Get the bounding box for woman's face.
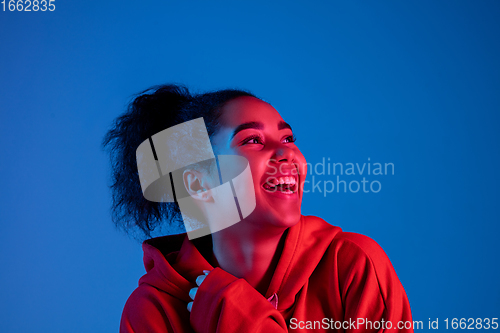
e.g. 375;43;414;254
211;96;307;229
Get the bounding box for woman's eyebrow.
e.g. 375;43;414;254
231;121;293;140
278;121;292;132
231;121;263;139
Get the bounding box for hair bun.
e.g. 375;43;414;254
131;85;192;141
103;83;255;239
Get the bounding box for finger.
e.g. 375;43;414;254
196;274;207;286
189;287;198;300
187;302;193;312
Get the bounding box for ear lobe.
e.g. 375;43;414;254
183;170;212;202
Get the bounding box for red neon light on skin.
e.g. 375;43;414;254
205;96;308;295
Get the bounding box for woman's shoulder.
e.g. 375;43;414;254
327;227;403;294
333;230;388;259
301;220;413;327
302;215;393;269
300;214;342;237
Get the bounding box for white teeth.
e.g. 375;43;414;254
266;176;297;186
263;175;298;194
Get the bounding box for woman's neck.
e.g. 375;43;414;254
211;221;288;295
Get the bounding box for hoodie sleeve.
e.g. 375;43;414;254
120;285;188;333
190;267;288;333
335;233;413;332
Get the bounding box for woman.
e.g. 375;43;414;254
103;85;413;332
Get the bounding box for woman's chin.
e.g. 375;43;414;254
264;206;302;229
239;204;300;231
238;194;302;231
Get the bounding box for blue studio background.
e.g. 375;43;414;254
1;1;499;332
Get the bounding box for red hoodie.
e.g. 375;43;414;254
120;215;413;332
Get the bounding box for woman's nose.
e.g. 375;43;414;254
272;146;295;164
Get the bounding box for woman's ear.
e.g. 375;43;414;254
183;169;212;202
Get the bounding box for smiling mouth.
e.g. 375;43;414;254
262;176;298;194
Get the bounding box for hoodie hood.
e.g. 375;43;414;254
137;215;342;310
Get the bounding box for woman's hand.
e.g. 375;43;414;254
187;270;211;312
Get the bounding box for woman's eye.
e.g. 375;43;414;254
242;136;263;145
283;135;297;143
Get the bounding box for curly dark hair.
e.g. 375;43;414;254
102;84;256;239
